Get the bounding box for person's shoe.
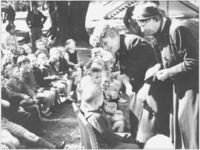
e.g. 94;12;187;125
118;98;127;103
56;140;67;149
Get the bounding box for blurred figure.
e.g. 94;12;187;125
3;4;16;25
26;1;47;53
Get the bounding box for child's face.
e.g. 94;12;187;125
51;50;60;58
20;61;31;70
92;72;102;85
36;41;45;50
24;46;32;55
42;37;48;44
9;27;15;35
29;56;38;67
4;51;14;60
18;47;24;55
68;42;76;53
101;30;120;55
101;73;111;89
11;66;21;78
105;60;114;70
40;55;49;66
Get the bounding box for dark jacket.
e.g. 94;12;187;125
117;34;157;92
5;76;35;99
153;17;199;97
26;11;47;28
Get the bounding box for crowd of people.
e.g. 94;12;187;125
1;1;199;149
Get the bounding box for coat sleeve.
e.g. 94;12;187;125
167;26;198;77
5;80;26;99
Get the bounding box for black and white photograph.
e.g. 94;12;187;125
1;0;199;149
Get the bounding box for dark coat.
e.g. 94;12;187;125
5;76;35;99
152;17;199;149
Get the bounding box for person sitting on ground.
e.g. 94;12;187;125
1;50;15;71
2;24;21;63
35;39;49;57
49;47;74;101
2;76;42;135
18;55;56;118
28;54;60;108
80;78;139;149
4;64;42;135
59;45;82;85
37;52;68;103
1;99;67;149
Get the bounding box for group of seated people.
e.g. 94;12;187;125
1;24;84;149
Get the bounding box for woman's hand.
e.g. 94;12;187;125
156;69;169;81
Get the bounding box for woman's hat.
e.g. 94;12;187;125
132;2;160;20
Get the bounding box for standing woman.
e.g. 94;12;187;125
133;2;199;149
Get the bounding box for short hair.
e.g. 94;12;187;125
6;24;15;32
35;39;44;46
65;39;76;52
3;64;18;78
17;55;30;66
91;58;104;70
90;23;118;47
49;47;59;57
81;81;102;104
65;39;76;46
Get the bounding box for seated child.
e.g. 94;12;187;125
103;52;134;100
104;101;125;133
101;71;125;133
80;78;139;149
37;53;69;102
35;39;49;57
17;55;56;118
49;47;74;101
59;45;82;85
84;47;106;72
2;50;14;69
